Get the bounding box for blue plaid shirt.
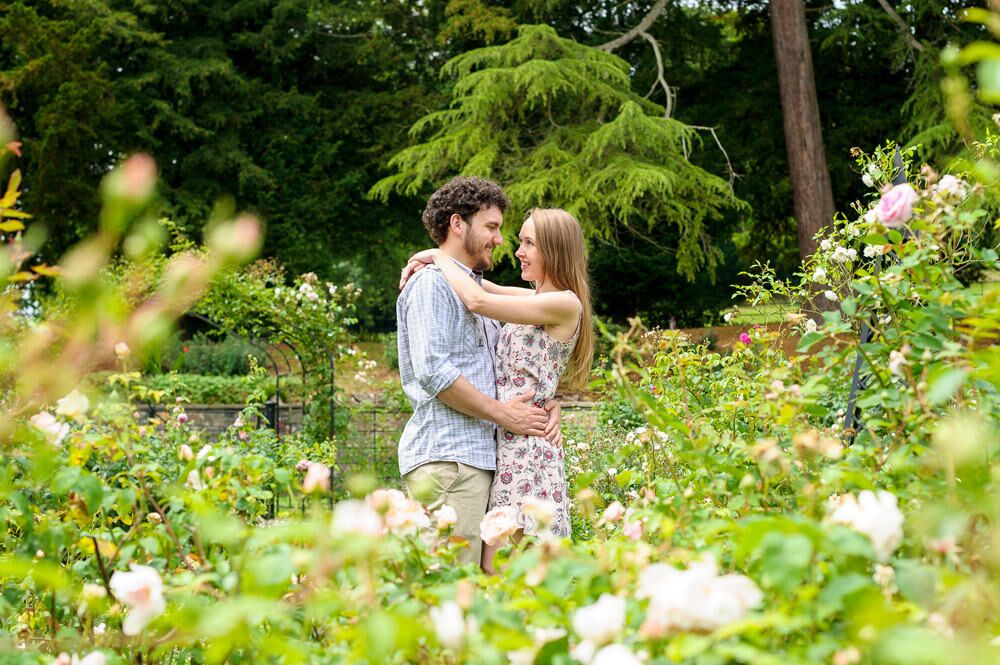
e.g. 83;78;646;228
396;261;500;475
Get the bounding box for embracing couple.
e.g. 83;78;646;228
396;176;593;573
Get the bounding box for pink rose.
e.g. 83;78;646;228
600;501;626;524
738;332;752;345
303;463;330;493
876;183;917;227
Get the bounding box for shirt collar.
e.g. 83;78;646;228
450;257;484;285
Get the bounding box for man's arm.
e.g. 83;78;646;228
403;272;547;436
438;377;547;438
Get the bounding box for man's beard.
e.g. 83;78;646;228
464;233;492;272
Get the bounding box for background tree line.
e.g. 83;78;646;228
0;0;988;329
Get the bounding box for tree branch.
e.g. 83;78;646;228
876;0;924;54
689;125;737;188
598;0;671;52
639;30;674;117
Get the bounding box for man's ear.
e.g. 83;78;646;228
448;213;465;238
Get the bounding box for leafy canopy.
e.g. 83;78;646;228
371;24;745;281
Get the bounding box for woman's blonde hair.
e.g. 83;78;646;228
527;208;594;390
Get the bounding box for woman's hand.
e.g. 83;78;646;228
398;249;442;290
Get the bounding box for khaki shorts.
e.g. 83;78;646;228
404;461;493;564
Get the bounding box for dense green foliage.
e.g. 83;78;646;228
1;0;992;328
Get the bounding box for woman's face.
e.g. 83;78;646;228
515;218;544;284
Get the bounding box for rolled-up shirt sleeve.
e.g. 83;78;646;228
403;274;461;396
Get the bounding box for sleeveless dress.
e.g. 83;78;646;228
489;310;580;538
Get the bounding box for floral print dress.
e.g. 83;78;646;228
489;315;579;538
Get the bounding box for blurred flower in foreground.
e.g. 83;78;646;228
109;565;166;636
826;490;904;561
636;555;761;636
480;505;519;547
572;593;625;645
29;412;69;445
55;390;90;421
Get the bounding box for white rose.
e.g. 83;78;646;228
936;174;967;198
824;290;839;302
433;504;458;530
430;601;465;650
812;267;827;282
862;173;875;188
29;411;69;445
384;498;430;535
826;490;904;561
888;349;908;375
81;583;106;600
804;319;818;333
820;239;833;251
507;649;537;665
331;500;383;537
55;390;90;420
533;627;567;645
572;594;625;645
723;312;733;323
185;470;205;491
570;640;597;665
831;246;853;263
109;565;166;635
637;556;761;635
592;644;642;665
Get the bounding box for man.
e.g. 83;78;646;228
396;176;558;564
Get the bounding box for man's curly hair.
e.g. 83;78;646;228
422;176;510;244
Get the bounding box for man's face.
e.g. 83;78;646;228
462;205;504;271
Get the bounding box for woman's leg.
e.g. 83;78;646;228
480;542;500;575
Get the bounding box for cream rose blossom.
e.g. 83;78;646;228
29;412;69;445
109;565;166;635
429;601;465;650
55;390;89;421
826;490;904;561
592;644;642;665
331;500;383;537
480;505;520;546
636;556;762;636
571;594;625;645
433;505;458;530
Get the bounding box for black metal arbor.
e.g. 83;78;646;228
842;148;907;444
173;312;336;441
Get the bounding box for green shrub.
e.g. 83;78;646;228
89;372;306;404
156;333;265;376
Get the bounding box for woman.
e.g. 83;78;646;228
404;208;594;573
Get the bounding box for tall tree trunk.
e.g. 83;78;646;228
769;0;834;261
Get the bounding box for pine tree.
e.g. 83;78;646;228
370;24;744;281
